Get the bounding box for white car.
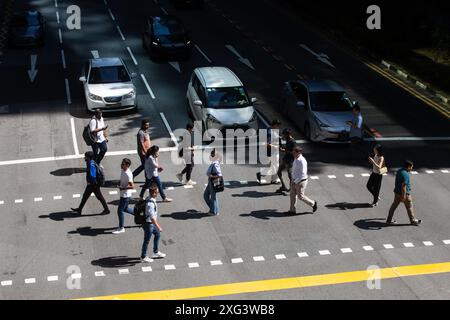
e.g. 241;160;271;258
79;57;137;113
186;67;258;133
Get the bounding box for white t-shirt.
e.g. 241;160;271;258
145;197;157;223
120;168;133;198
292;154;308;183
89;117;106;143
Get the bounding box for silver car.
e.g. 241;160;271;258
281;80;356;142
79;57;137;113
186;67;258;134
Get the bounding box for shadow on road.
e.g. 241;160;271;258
91;256;141;268
68;226;140;236
240;209;312;220
160;210;209;220
39;211;105;221
232;191;281;198
353;218;410;230
50;168;86;176
326;202;373;210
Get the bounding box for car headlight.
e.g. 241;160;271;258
186;40;192;45
315;117;330;128
207;114;221;124
88;93;103;101
123;90;135;99
152;39;160;46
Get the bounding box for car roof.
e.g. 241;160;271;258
297;80;344;93
195;67;243;88
90;58;124;68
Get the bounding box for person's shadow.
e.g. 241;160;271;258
160;210;209;220
39;211;105;221
91;256;141;268
240;209;312;220
353;218;410;230
68;226;140;236
232;191;280;198
326;202;373;210
50;168;86;176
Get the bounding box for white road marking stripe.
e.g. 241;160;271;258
58;29;63;44
140;74;156;99
423;241;434;246
341;248;352;253
224;182;231;186
108;9;115;21
239;181;248;185
160;112;179;147
411;171;419;175
15;199;23;203
0;201;5;205
142;266;152;272
70;118;79;156
47;276;58;282
116;25;126;41
25;278;36;284
297;252;309;258
164;265;176;270
61;49;66;69
345;174;354;178
188;263;199;268
231;258;243;264
55;0;58;8
53;195;62;200
65;78;71;104
95;271;105;277
275;254;286;260
118;269;129;275
1;280;12;286
126;46;138;65
73;194;80;198
310;176;319;180
161;7;168;15
71;273;82;279
383;244;394;249
443;240;450;245
442;170;449;173
210;260;223;266
184;185;193;189
403;242;415;248
167;187;174;190
319;250;331;256
253;256;265;262
363;246;374;251
328;175;336;179
131;189;137;193
426;170;434;174
56;11;60;24
34;197;43;202
361;173;371;177
194;44;212;63
109;191;118;195
91;50;99;59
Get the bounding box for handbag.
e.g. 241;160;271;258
379;166;388;175
210;164;224;192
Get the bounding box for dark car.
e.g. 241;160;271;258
9;11;45;48
172;0;204;9
142;15;193;60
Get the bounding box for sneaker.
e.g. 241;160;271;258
411;219;422;226
371;202;378;207
112;228;125;234
151;251;166;259
71;207;81;214
312;201;318;213
101;209;111;215
162;198;173;202
141;256;153;263
386;220;398;226
276;187;289;193
271;179;281;185
256;172;261;183
176;173;183;183
186;180;197;185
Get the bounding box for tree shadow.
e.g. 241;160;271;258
50;168;86;176
160;210;209;220
353;218;411;230
232;191;281;198
326;202;373;210
39;211;105;221
91;256;141;268
68;225;140;237
240;209;312;220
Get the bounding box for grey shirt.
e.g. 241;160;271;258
137;129;150;155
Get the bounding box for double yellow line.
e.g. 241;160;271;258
365;61;450;119
79;261;450;300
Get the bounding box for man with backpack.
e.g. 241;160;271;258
71;151;110;215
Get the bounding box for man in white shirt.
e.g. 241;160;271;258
289;147;318;214
89;109;108;164
113;158;135;234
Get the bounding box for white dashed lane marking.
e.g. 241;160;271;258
164;265;176;270
15;199;23;204
426;170;435;174
345;174;354;178
319;250;331;256
444;240;450;245
142;266;152;272
34;197;43;202
297;252;309;258
73;194;80;198
0;201;4;205
109;191;118;195
47;276;58;282
403;243;415;248
275;254;286;260
95;271;105;277
118;269;129;275
24;278;36;284
341;248;352;253
361;173;371;177
253;256;265;262
210;260;223;266
53;196;62;200
442;170;449;173
423;241;434;246
310;176;319;180
231;258;243;264
384;244;394;249
1;280;12;286
71;273;82;279
411;171;419;175
328;175;336;179
363;246;374;251
188;263;199;268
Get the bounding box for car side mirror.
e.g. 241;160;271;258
79;76;86;82
193;100;203;107
297;101;305;107
352;100;357;106
251;97;258;103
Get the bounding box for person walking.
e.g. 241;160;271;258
386;160;422;226
276;128;296;193
366;144;386;207
132;119;151;179
113;158;135;234
288;147;318;214
257;119;281;185
71;151;110;215
204;149;223;216
176;123;196;186
89;109;108;165
139;145;173;202
141;184;166;263
347;103;363;143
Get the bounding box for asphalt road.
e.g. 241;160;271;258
0;0;449;300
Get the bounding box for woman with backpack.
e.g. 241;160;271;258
367;144;387;207
139;145;173;202
203;149;223;216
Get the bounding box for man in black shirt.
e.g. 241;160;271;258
276;128;296;193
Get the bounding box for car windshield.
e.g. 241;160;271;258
310;91;353;112
88;66;131;84
154;18;184;36
206;87;250;108
12;14;40;27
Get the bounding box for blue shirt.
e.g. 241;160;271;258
394;168;411;194
87;160;97;184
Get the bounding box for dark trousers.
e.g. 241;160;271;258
92;141;108;164
141;223;160;258
78;184;109;212
277;160;292;190
139;176;166;199
132;154;146;179
366;172;383;204
181;163;194;181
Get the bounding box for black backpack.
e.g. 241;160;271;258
82;118;97;146
134;199;155;225
94;163;105;186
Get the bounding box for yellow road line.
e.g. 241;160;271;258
79;261;450;300
365;62;450;118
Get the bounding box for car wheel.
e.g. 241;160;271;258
304;122;311;141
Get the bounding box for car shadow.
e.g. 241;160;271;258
240;209;312;220
91;256;141;268
50;168;86;176
160;210;209;220
39;211;105;221
326;202;373;210
68;225;140;237
353;218;411;230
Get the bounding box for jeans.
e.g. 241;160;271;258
366;173;383;204
92;141;108;164
132;154;146;179
117;197;134;229
78;184;109;212
181;163;194;181
139;175;166;199
141;223;160;258
203;180;219;215
277;160;292;190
